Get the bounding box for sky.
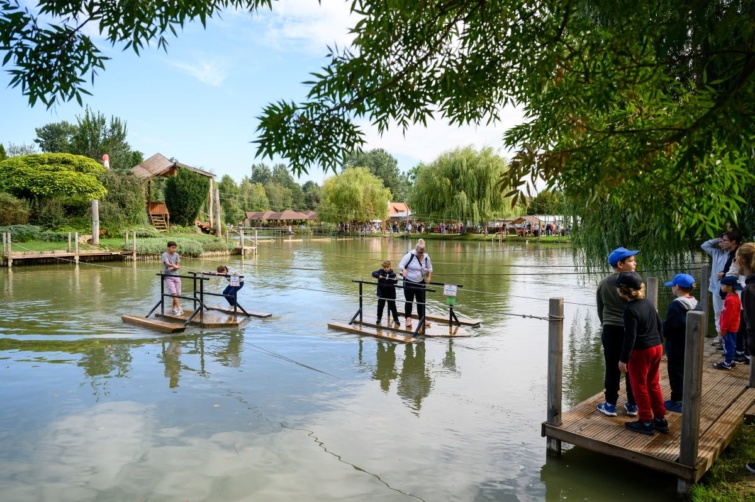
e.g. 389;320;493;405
0;0;525;186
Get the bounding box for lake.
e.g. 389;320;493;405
0;238;683;501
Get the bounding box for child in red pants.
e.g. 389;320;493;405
616;271;668;435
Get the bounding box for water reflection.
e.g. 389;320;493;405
372;341;398;392
397;344;432;414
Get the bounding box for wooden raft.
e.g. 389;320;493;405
328;321;417;343
209;306;272;318
121;315;186;333
353;315;471;337
542;344;755;482
407;312;481;327
157;310;245;328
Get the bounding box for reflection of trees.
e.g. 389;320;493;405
372;341;398;392
78;345;133;378
563;309;603;406
213;332;242;368
397;343;432;414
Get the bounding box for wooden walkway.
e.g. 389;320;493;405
543;342;755;484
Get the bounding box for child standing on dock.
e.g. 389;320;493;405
214;265;245;307
661;274;698;413
372;260;400;326
616;272;668;435
596;247;639;417
162;241;182;315
714;275;742;370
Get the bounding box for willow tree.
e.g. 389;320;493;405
318;167;389;224
410;147;508;226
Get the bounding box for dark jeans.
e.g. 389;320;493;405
377;294;400;322
666;337;685;402
602;324;635;405
737;315;748;354
222;282;244;306
404;280;426;321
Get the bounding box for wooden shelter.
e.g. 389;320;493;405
131;153;216;232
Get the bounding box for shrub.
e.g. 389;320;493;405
164;169;209;226
124;237;233;256
201;239;234;252
0;224;41;242
0;192;30;225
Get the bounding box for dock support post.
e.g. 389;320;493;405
132;232;137;260
700;267;712;336
646;277;658;310
74;232;79;264
67;232;72;253
6;233;11;268
240;229;245;259
546;297;564;456
678;310;705;495
92;199;100;246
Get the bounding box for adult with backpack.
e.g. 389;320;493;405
399;238;433;331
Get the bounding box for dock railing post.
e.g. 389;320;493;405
700;267;711;336
646;277;659;310
546;297;564;456
678;310;705;495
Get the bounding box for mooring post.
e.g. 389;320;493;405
74;232;79;264
678;310;705;495
240;228;245;258
646;277;659;310
546;297;564;456
91;199;100;246
132;232;137;259
6;233;11;267
67;232;72;253
700;267;711;336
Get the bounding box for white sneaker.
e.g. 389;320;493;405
175;309;184;316
170;308;178;315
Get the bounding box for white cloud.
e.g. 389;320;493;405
258;0;355;53
167;58;230;86
360;106;527;167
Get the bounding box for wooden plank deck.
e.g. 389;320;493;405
208;306;272;318
156;310;245;328
121;315;186;333
353;315;472;337
542;343;755;482
327;321;417;343
407;312;481;327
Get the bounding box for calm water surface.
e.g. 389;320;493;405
0;239;681;501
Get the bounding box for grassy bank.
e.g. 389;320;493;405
691;417;755;501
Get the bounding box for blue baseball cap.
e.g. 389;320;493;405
664;273;695;289
608;247;640;267
720;276;743;291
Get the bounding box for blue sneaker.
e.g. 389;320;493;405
597;402;617;416
624;403;638;416
664;400;683;413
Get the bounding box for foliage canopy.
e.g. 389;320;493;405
318;167;389;224
410;146;509;225
0;153;107;200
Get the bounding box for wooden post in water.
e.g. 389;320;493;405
74;232;80;264
132;232;137;260
4;233;11;267
67;232;72;253
546;297;564;456
646;277;659;310
240;228;245;260
678;310;705;495
699;267;711;336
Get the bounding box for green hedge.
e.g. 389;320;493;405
124;237;233;257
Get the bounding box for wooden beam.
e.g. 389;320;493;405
122;315;186;333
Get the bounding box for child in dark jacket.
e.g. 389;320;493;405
714;275;742;370
662;274;698;413
616;272;668;435
372;260;400;326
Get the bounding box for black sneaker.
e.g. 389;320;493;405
625;420;654;435
376;318;382;325
394;319;400;327
714;361;735;370
653;418;669;433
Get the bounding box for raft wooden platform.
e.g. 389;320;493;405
353;316;471;337
156;310;246;328
121;315;186;333
407;312;481;327
328;321;417;343
208;306;272;318
543;342;755;485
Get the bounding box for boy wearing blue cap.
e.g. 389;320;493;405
662;274;698;413
714;275;743;370
596;247;640;417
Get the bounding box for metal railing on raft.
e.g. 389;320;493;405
145;272;247;325
349;279;464;336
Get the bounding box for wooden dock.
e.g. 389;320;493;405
352;315;471;337
542;301;755;494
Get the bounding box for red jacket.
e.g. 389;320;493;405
720;293;741;334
